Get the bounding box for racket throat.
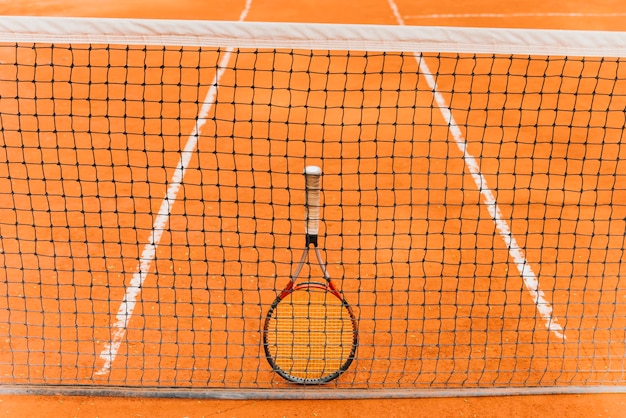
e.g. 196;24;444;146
306;234;318;247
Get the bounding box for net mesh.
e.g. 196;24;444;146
0;17;625;394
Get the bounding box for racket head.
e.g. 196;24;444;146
263;282;358;384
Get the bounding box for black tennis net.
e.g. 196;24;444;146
0;17;625;396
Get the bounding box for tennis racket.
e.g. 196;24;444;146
263;165;358;384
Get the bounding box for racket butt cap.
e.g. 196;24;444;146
304;165;322;176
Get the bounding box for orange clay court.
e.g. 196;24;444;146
0;0;625;417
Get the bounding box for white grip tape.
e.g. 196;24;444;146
304;165;322;236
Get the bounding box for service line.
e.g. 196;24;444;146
94;0;254;376
387;0;565;340
404;12;626;19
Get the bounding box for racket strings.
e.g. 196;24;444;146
265;287;355;381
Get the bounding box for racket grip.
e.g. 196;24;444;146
304;165;322;245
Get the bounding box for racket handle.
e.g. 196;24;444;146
304;165;322;245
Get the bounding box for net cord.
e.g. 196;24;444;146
1;16;626;56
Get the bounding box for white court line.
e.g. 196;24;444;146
94;0;254;376
388;0;566;340
405;12;626;19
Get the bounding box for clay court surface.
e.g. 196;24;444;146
0;0;625;416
